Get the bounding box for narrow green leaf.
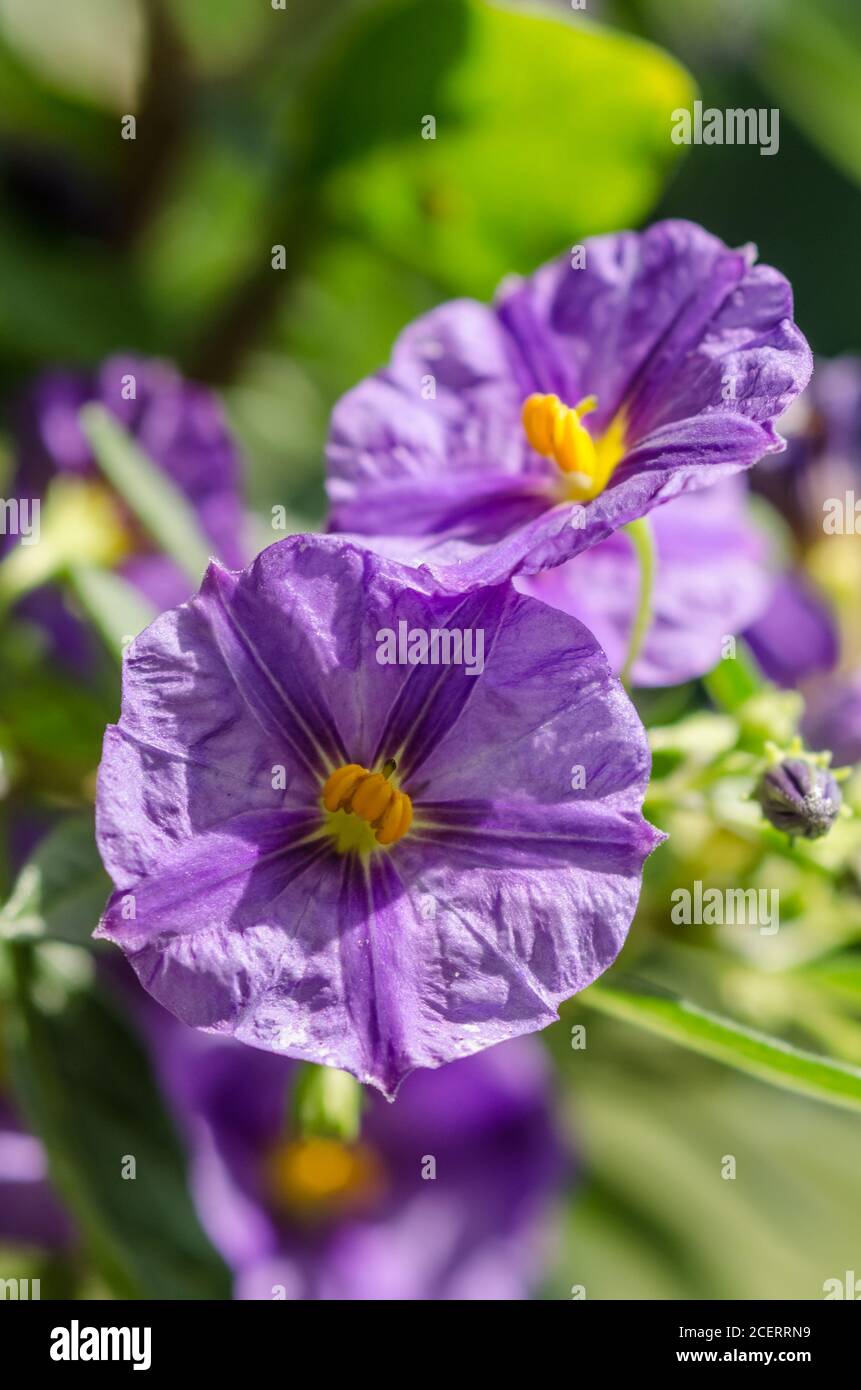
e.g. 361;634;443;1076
4;945;231;1300
67;563;156;662
581;982;861;1114
79;403;214;585
0;814;109;946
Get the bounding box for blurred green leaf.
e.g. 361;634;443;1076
67;564;155;662
137;137;272;345
552;1015;861;1299
0;226;147;366
758;0;861;187
0;813;108;946
4;944;231;1299
0;0;142;112
703;645;763;713
305;0;695;294
583;981;861;1113
0;627;110;793
80;404;213;585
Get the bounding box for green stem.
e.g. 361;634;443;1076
291;1064;363;1143
620;517;656;688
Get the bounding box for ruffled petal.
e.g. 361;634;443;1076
326;220;812;590
97;536;661;1094
517;479;772;685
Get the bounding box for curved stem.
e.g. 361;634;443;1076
620;517;656;689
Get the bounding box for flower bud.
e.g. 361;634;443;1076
754;757;842;840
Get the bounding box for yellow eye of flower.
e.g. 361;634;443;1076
522;392;627;501
322;762;413;850
266;1137;384;1219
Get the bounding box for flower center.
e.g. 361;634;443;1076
321;760;413;850
266;1137;384;1220
522;392;627;501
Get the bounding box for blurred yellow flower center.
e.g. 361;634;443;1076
0;476;133;602
322;761;413;850
267;1137;383;1217
522;392;627;501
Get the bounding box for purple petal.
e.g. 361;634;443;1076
326;220;812;590
802;671;861;766
517;479;772;685
97;535;661;1095
745;572;838;688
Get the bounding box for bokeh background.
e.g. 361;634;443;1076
1;0;861;1300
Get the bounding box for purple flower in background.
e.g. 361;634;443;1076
0;1098;73;1250
516;478;771;687
752;355;861;546
327;220;811;589
95;535;661;1096
744;572;838;689
7;354;246;625
745;356;861;687
802;672;861;767
150;1023;564;1300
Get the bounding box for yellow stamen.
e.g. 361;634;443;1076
321;762;413;849
521;392;626;502
266;1137;384;1218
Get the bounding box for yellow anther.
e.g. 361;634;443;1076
376;790;413;846
522;392;563;456
321;763;366;813
321;762;413;848
351;773;392;823
521;392;626;502
552;406;598;483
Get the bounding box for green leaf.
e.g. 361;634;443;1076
306;0;695;294
67;564;156;662
703;643;763;713
581;981;861;1114
4;944;231;1299
758;0;861;186
79;404;214;586
0;814;109;946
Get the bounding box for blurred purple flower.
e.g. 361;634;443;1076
327;220;811;589
516;478;771;687
744;572;838;689
745;356;861;687
752;355;861;546
0;1098;73;1250
149;1022;565;1301
7;355;247;660
95;535;661;1096
802;671;861;767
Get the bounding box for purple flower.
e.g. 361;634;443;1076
95;535;661;1096
326;220;812;589
752;355;861;545
0;1098;74;1250
516;478;771;687
743;356;861;687
802;672;861;767
9;353;247;614
148;1021;565;1300
744;572;838;689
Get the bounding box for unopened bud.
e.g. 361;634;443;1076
754;757;842;840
